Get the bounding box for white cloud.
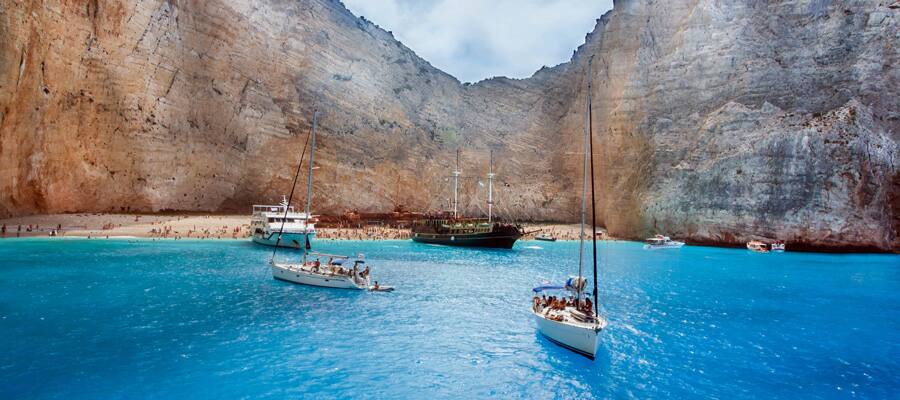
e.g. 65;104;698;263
342;0;614;83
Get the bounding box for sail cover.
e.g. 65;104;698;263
566;276;587;292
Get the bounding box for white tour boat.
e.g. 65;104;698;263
250;196;315;248
643;234;685;249
532;58;607;359
770;241;786;251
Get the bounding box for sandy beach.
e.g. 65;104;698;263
0;213;597;241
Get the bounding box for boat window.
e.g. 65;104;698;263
268;218;276;222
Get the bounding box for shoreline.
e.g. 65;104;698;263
1;213;893;254
0;213;591;242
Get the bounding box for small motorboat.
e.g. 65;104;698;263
535;234;557;242
770;241;786;251
747;240;769;252
369;284;395;292
643;234;685;249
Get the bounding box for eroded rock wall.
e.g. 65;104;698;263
1;0;897;250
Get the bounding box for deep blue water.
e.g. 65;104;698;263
0;238;898;399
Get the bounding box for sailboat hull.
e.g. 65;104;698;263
272;263;368;290
533;311;603;358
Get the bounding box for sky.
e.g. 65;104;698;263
342;0;614;83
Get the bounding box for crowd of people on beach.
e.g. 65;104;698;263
0;223;65;237
315;226;411;240
148;224;248;240
1;215;594;243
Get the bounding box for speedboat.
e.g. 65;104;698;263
535;234;557;242
532;279;607;358
272;253;370;289
747;240;769;252
643;234;685;249
250;196;315;248
770;241;786;251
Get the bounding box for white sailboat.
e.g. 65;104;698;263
531;58;607;358
269;110;383;291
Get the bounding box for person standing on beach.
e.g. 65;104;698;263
1;224;5;236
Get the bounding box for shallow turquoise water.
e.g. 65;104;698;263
0;238;897;399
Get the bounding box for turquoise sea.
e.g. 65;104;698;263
0;238;898;399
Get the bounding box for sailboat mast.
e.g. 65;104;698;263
452;148;461;218
302;110;318;263
271;109;315;262
577;63;591;299
488;151;494;223
587;58;600;317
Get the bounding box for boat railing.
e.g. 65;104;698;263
308;252;349;259
252;205;298;213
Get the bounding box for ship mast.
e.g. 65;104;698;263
302;110;318;264
487;150;495;223
452;148;461;218
587;58;600;317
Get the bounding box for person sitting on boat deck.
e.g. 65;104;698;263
548;299;564;314
362;266;369;278
583;297;593;315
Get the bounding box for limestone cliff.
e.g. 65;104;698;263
1;0;897;251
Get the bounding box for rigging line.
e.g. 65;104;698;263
270;113;315;263
587;56;600;317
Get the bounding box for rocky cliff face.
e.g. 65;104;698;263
1;0;897;251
